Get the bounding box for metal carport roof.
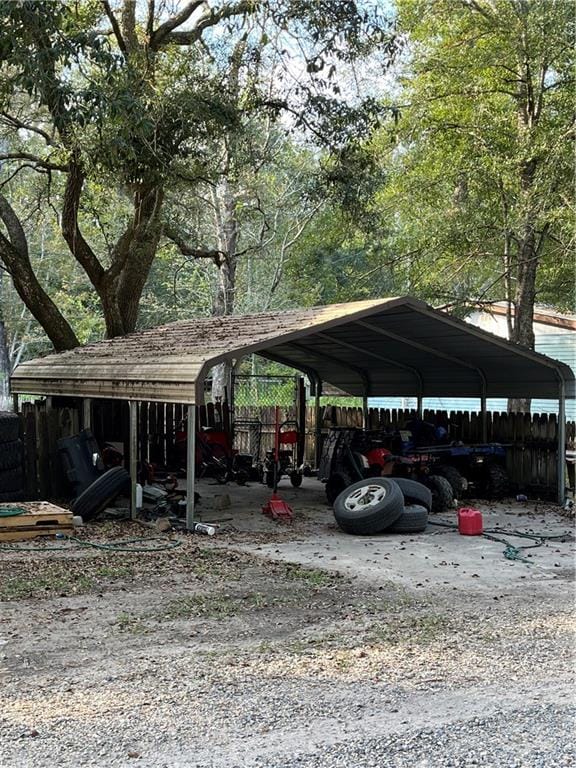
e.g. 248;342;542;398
10;296;575;403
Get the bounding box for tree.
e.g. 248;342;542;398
372;0;574;349
0;0;395;351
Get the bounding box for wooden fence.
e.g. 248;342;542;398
17;398;575;501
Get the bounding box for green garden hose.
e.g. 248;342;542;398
428;519;572;564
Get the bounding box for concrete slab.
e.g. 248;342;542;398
193;476;575;596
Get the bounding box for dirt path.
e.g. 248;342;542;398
0;512;574;767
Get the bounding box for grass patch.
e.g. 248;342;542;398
369;613;452;645
155;591;270;621
283;564;337;587
115;612;147;634
0;574;95;601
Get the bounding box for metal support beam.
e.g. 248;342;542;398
186;404;197;530
357;320;488;402
286;340;371;395
480;390;488;442
12;393;19;413
416;395;423;417
362;395;369;429
315;331;424;398
314;379;323;469
558;381;566;503
129;400;138;519
82;398;92;431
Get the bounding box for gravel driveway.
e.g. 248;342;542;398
0;497;574;768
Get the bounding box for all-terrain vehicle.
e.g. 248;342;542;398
397;417;510;499
318;427;454;513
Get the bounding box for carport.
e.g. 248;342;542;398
11;297;575;522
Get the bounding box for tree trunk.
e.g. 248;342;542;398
508;161;538;414
0;320;11;410
211;179;238;402
0;195;79;351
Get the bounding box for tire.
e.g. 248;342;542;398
0;467;24;493
325;471;352;504
0;489;25;502
434;464;465;498
0;440;23;471
290;470;303;488
71;467;130;521
0;412;19;444
483;464;509;499
333;478;404;535
235;469;248;486
427;475;454;513
389;477;432;513
388;504;429;534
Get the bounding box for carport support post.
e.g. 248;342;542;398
480;393;488;442
557;382;566;503
82;398;92;430
129;400;138;519
314;380;322;469
186;404;196;530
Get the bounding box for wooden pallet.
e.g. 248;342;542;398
0;525;74;542
0;501;74;541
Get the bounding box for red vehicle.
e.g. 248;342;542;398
174;425;248;485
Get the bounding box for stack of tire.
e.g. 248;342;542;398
333;478;433;536
0;412;24;502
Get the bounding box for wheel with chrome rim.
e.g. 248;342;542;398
333;478;404;536
343;484;388;512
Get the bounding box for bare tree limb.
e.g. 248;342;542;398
149;0;204;49
164;225;225;265
101;0;127;54
61;161;105;287
164;0;257;46
0;152;67;172
0;112;55;146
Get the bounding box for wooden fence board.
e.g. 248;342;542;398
16;398;575;501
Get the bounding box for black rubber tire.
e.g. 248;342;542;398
0;439;23;471
71;467;130;521
427;475;454;513
325;471;352;504
235;469;248;486
483;463;510;499
290;470;303;488
434;464;465;498
333;478;404;535
0;412;19;444
0;467;24;493
389;477;432;513
388;504;429;534
0;489;25;502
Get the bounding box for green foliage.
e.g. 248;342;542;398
369;0;575;312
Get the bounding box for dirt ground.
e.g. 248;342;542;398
0;479;574;767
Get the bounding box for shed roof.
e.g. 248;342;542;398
11;297;574;403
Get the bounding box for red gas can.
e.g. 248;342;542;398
458;507;483;536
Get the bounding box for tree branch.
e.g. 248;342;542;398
0;194;79;350
61;161;105;287
101;1;127;54
0;152;67;172
164;225;225;265
0;112;55;146
164;0;258;46
149;0;204;49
